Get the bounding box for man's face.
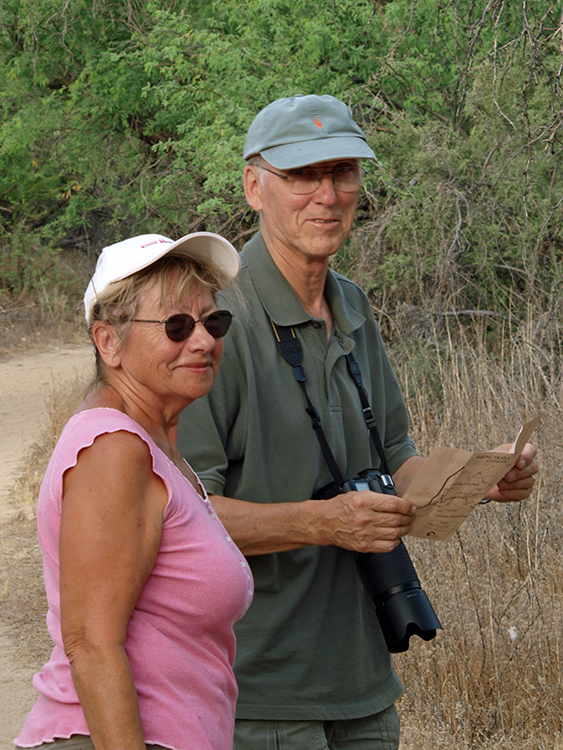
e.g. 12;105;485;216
244;158;361;264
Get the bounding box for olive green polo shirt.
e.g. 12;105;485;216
178;231;418;721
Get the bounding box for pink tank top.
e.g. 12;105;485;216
16;408;253;750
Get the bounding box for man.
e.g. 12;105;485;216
178;94;537;749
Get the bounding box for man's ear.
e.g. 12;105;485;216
243;164;264;213
91;321;122;369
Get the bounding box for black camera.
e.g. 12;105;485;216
316;469;441;653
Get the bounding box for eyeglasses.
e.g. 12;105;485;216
255;163;363;195
127;310;234;342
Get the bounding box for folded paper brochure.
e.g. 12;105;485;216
404;415;541;541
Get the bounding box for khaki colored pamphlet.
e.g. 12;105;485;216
404;415;542;541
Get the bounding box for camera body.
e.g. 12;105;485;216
317;469;441;653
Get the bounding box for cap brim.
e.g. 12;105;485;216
260;136;375;169
167;232;241;283
84;232;240;324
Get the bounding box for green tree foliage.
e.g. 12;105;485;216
0;0;562;322
337;1;563;315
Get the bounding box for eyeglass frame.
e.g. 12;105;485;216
253;162;366;195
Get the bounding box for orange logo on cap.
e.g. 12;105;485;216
314;118;323;128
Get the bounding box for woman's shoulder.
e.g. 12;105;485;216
65;406;149;440
53;409;157;473
38;409;163;516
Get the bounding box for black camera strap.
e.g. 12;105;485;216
270;319;389;485
271;320;442;654
344;353;391;476
270;320;346;488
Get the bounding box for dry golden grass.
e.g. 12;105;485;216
3;313;562;748
0;288;86;358
11;375;90;505
393;314;563;749
0;374;88;666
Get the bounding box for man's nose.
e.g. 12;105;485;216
314;171;338;203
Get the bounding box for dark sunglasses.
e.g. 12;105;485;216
129;310;234;342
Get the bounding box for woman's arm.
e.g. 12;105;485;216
60;430;168;750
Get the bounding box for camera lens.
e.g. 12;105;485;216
356;542;442;653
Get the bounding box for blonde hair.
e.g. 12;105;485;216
88;254;230;385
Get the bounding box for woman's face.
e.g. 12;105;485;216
116;278;224;409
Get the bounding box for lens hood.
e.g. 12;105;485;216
356;539;442;653
374;584;442;653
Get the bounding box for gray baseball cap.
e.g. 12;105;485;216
243;94;375;169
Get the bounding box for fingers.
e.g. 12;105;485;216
321;490;416;553
503;446;538;486
504;458;538;483
488;444;539;503
492;473;536;502
518;443;538;463
499;465;538;487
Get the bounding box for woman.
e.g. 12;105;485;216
15;232;253;750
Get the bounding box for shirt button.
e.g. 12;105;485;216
311;321;322;329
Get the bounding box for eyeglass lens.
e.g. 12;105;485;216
164;310;233;342
288;165;361;194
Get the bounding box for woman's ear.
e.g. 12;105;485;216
91;321;122;369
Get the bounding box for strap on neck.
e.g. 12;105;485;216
345;352;390;476
270;320;345;488
270;319;388;488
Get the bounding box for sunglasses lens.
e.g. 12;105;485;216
162;311;232;342
203;311;232;338
164;314;195;342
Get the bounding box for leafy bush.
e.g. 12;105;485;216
0;0;562;329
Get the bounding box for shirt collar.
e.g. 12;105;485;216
242;230;365;335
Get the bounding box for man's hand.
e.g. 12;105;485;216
486;442;538;503
317;490;416;553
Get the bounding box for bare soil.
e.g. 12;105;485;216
0;344;94;749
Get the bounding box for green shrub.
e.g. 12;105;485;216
1;0;562;326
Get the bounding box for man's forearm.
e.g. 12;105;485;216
209;489;416;557
209;494;324;555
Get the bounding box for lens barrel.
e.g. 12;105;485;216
342;470;442;653
355;542;441;653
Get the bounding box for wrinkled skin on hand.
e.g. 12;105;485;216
317;489;416;553
486;443;538;503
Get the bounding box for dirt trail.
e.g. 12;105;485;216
0;345;94;749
